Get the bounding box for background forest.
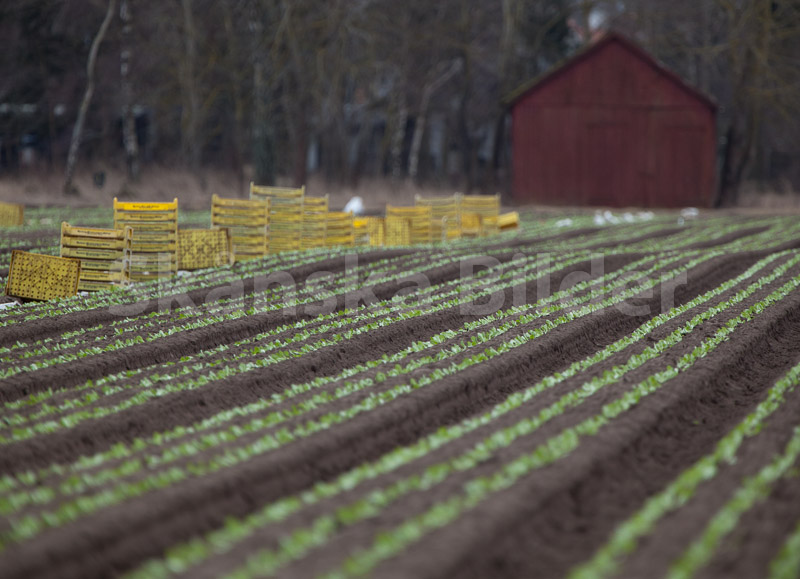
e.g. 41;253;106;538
1;0;800;206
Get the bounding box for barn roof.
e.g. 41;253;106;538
504;31;717;111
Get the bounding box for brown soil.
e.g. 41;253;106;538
433;287;800;579
1;215;799;579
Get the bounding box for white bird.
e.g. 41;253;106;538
344;196;365;216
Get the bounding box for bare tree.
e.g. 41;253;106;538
120;0;139;181
408;59;462;181
179;0;201;171
63;0;117;195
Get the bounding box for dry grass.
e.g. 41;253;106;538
2;167;799;215
0;166;475;212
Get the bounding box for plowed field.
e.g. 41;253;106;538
2;210;800;579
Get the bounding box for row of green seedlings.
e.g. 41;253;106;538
0;246;555;429
1;241;489;354
0;221;788;484
0;240;367;325
0;215;687;326
4;221;738;440
0;216;762;368
240;252;800;579
4;248;792;560
4;211;790;418
310;263;800;579
0;246;634;440
570;358;800;579
2;219;794;446
0;238;560;380
0;244;772;548
0;217;697;385
3;220;792;482
0;242;489;365
0;245;543;413
0;246;703;499
771;516;800;578
116;246;800;578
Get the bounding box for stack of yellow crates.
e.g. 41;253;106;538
301;196;329;250
386;205;432;245
250;183;305;253
113;198;178;281
415;194;461;242
60;222;132;291
326;212;355;247
461;194;500;237
211;194;269;262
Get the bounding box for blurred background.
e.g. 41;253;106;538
1;0;799;209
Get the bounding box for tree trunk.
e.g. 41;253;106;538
221;1;247;193
292;117;309;188
408;60;462;182
252;58;276;187
180;0;201;171
390;99;408;179
120;0;140;181
64;0;117;195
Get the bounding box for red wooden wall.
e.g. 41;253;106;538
510;34;716;208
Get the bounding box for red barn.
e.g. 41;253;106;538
508;32;717;208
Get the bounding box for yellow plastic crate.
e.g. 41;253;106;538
79;269;129;283
385;216;411;246
498;211;519;231
5;251;80;301
386;205;432;245
354;218;369;246
178;228;233;271
325;212;354;247
61;247;125;261
61;222;132;291
460;194;500;236
302;196;329;250
250;183;305;202
366;217;385;247
461;213;483;237
0;202;24;226
415;194;461;241
78;280;127;292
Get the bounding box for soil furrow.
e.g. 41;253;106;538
696;449;800;579
613;372;800;579
679;226;770;250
